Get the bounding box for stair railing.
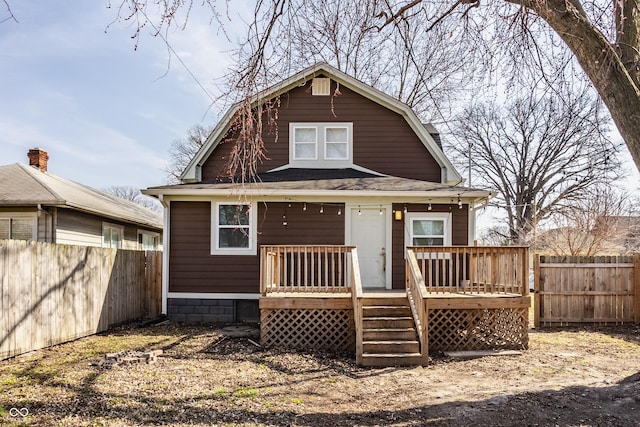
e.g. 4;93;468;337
350;247;364;365
406;248;430;365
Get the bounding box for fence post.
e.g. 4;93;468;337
534;254;540;328
634;255;640;324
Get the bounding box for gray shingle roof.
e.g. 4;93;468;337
0;163;162;230
146;169;489;199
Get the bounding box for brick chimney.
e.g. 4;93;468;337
28;148;49;172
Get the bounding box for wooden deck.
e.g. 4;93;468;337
259;245;530;366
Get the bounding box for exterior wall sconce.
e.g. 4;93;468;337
394;210;402;221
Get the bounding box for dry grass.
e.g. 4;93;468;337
1;321;639;426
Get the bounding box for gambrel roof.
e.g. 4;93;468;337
0;163;162;230
180;62;463;185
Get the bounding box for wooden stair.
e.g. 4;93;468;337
359;296;423;367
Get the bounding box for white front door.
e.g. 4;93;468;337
349;207;389;289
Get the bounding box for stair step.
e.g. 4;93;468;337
360;353;424;367
363;340;420;354
361;297;408;306
363;328;417;341
363;317;414;329
363;306;411;317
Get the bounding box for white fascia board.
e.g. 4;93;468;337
144;188;491;200
179;106;240;182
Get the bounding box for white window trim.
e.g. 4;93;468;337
323;125;350;160
0;212;37;240
211;202;257;256
289;122;353;167
102;222;124;249
137;229;160;250
291;125;318;161
404;212;452;257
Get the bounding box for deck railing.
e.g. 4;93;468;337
406;249;429;364
408;246;529;296
350;248;364;365
260;245;356;295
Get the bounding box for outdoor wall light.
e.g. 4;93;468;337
394;210;402;221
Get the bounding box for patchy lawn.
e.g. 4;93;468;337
1;322;639;426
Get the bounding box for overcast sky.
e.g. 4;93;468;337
0;1;238;190
1;1;638;199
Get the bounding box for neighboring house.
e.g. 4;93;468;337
0;148;162;250
144;63;491;322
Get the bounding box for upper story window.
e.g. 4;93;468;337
211;202;257;255
0;213;36;241
103;223;123;249
290;123;353;167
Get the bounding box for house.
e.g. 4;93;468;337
0;148;162;250
144;63;529;366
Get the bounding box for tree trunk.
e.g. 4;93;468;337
514;0;640;171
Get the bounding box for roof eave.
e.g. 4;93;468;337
143;187;490;200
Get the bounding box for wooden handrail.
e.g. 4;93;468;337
350;248;364;365
406;249;429;365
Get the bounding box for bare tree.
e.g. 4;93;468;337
164;124;212;184
109;0;640;176
449;88;622;244
537;186;631;256
103;185;163;212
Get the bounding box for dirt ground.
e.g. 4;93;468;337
1;321;639;427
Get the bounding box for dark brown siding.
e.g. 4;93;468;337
169;201;345;294
169;201;260;294
391;203;469;289
201;82;442;182
258;202;344;245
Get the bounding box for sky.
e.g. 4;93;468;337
1;1;639;201
0;1;240;190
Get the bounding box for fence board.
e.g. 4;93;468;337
535;255;638;326
0;240;162;360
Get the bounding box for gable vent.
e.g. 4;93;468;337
312;78;331;96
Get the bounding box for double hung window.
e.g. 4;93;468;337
405;213;452;250
212;203;256;255
103;223;123;249
290;123;352;165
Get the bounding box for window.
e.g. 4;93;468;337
212;203;256;255
405;213;451;248
325;126;349;159
290;123;352;165
0;214;36;241
103;223;123;249
138;231;160;250
293;127;317;160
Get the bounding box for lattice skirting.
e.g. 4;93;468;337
260;308;355;354
428;308;529;352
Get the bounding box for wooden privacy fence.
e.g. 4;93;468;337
0;239;162;360
534;255;640;326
